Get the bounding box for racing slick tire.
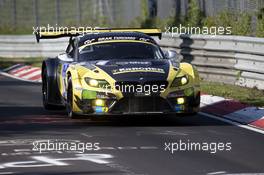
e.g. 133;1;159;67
66;77;78;118
42;68;63;110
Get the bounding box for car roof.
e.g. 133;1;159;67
77;32;158;46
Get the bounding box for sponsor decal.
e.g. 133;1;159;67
83;37;155;46
115;61;150;65
112;67;165;74
62;63;69;77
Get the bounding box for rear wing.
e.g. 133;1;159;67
35;28;162;42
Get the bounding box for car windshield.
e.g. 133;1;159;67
78;42;164;61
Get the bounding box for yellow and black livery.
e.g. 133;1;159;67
37;28;200;117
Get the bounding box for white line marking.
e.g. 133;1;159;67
14;149;31;152
117;146;138;150
80;133;93;138
199;112;264;135
0;154;113;170
99;147;116;150
225;173;264;175
140;146;158;149
106;163;142;175
0;172;14;175
161;130;188;136
207;171;226;175
33;156;69;166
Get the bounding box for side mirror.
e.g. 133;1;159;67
164;50;182;62
58;53;74;62
164;50;177;59
164;50;182;69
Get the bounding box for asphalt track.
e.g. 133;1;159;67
0;75;264;175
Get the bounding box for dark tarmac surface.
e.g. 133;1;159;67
0;75;263;175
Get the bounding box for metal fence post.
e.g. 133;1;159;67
55;0;60;25
12;0;17;30
76;0;82;26
33;0;39;28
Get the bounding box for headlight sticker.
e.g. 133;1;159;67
171;75;189;87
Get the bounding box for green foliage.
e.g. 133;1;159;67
128;17;143;28
202;10;252;36
201;81;264;107
140;17;172;30
233;13;252;36
186;0;204;27
139;0;163;29
236;71;242;81
0;0;260;37
166;15;182;27
0;57;43;69
256;8;264;37
0;26;33;34
202;16;216;28
133;0;154;29
140;0;205;32
141;18;156;28
215;10;234;29
141;0;148;21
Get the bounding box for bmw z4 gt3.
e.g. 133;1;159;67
37;28;200;117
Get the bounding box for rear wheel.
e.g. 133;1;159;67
66;77;77;118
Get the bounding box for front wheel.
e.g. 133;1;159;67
66;77;77;118
42;68;61;110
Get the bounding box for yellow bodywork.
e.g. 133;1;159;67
57;60;200;114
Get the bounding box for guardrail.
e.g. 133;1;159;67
160;34;264;90
0;35;67;58
0;34;263;90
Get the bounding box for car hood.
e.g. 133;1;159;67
82;59;170;82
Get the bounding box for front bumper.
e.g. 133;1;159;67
73;89;200;115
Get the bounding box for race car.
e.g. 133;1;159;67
36;28;200;117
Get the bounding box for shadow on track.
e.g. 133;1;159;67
0;75;230;138
0;105;230;137
0;80;40;86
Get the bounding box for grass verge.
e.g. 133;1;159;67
201;81;264;107
0;57;43;69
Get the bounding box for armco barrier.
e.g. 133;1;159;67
0;35;67;58
160;34;264;90
0;34;263;90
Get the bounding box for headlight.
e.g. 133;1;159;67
94;99;105;106
89;79;99;87
171;75;189;87
85;78;110;88
177;97;185;104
